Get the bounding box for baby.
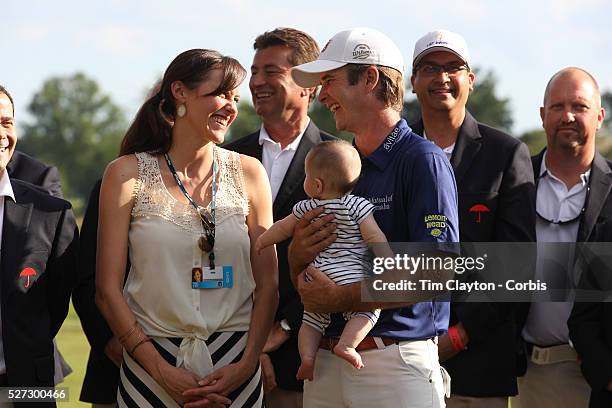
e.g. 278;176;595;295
256;140;392;380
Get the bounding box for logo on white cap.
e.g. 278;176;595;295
412;29;471;69
426;32;451;48
352;44;372;60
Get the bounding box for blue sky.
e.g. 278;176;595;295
4;0;611;134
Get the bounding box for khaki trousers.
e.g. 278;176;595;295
446;395;508;408
304;339;448;408
265;387;303;408
511;360;590;408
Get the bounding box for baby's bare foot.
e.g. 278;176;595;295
333;343;364;369
296;358;315;381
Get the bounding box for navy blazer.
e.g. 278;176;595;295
558;152;612;408
412;112;536;397
225;120;334;391
1;178;77;405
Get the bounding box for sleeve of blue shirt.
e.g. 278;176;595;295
408;151;459;246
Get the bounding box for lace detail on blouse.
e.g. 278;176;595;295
131;148;249;234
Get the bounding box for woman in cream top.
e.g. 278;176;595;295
96;49;278;407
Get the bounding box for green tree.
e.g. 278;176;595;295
519;129;546;156
20;73;127;204
403;67;514;133
467;69;513;131
225;101;261;143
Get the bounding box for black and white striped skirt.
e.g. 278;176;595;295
117;331;263;407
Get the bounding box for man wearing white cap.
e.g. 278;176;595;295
289;27;459;408
410;30;535;407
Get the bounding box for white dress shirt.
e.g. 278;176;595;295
523;152;590;346
0;169;16;375
259;119;309;202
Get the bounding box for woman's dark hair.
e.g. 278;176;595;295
119;49;246;156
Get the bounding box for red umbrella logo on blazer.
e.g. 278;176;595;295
469;204;490;223
19;267;37;288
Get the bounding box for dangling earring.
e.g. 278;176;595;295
177;104;187;118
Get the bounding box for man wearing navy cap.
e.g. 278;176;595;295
289;27;459;408
410;30;536;407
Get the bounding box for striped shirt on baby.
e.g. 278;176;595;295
292;194;375;285
294;194;380;332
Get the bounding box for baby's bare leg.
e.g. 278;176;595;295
297;323;323;381
333;316;374;369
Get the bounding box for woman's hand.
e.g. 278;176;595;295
154;362;230;406
104;336;123;368
182;361;255;407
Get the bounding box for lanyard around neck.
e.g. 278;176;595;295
163;147;217;266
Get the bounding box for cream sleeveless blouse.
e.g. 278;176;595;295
124;147;254;377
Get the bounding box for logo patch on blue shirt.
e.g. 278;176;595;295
424;214;447;237
383;126;401;151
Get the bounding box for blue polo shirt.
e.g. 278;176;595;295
325;119;459;340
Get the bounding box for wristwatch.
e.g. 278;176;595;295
279;319;291;332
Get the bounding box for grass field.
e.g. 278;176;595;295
55;302;91;407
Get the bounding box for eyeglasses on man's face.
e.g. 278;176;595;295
416;62;469;76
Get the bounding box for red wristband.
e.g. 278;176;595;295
448;325;466;352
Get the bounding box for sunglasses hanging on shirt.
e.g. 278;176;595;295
535;170;591;225
163;148;217;269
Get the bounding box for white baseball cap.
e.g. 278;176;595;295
291;27;405;88
412;29;471;69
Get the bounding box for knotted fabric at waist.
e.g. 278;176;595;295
148;331;249;377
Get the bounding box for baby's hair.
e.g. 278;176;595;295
306;140;362;195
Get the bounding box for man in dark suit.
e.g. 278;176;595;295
225;27;333;408
517;68;610;407
0;86;78;405
569;220;612;408
410;30;536;407
3;86;73;387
